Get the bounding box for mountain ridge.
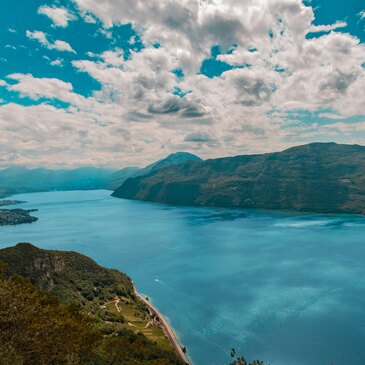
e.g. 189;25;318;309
112;142;365;215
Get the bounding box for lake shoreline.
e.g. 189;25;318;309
133;284;192;365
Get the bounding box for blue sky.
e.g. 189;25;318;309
0;0;364;168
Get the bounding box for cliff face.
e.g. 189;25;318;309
0;243;133;303
112;143;365;214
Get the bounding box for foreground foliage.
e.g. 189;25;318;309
0;244;182;365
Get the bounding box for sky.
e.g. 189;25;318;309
0;0;364;168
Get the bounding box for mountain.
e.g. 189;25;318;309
107;166;141;190
108;152;201;191
134;152;202;178
0;153;201;198
0;243;133;304
112;152;202;198
0;243;183;365
0;166;116;197
112;143;365;215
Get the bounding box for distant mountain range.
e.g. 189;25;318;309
0;152;202;197
0;166;115;198
112;143;365;215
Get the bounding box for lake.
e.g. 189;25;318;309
1;190;365;365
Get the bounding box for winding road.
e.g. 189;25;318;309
134;288;192;365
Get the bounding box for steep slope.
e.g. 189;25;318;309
107;166;141;189
112;152;202;197
0;243;133;304
0;243;183;365
112;143;365;214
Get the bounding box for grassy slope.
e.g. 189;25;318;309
113;143;365;214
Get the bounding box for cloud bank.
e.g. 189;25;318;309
0;0;364;168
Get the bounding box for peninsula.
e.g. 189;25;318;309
0;208;38;226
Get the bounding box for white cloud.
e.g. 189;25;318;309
50;58;64;67
38;5;77;27
68;0;365;161
1;0;364;167
308;21;347;33
6;74;74;101
96;28;113;39
26;30;76;53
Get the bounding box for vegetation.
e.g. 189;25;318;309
229;350;267;365
107;167;141;189
230;358;266;365
110;152;201;189
113;143;365;214
0;243;183;365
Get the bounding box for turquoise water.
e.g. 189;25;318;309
1;190;365;365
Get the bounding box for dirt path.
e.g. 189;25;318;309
104;298;121;312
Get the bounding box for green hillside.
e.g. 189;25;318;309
0;243;183;365
112;143;365;214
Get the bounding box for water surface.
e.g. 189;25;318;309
1;190;365;365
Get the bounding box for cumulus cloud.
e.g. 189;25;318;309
6;74;74;101
38;5;77;27
1;0;365;167
50;58;64;67
184;132;215;143
26;30;76;53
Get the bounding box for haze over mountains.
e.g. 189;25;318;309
0;152;202;197
4;143;365;215
112;143;365;215
0;167;115;198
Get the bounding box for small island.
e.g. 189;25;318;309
0;209;38;226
